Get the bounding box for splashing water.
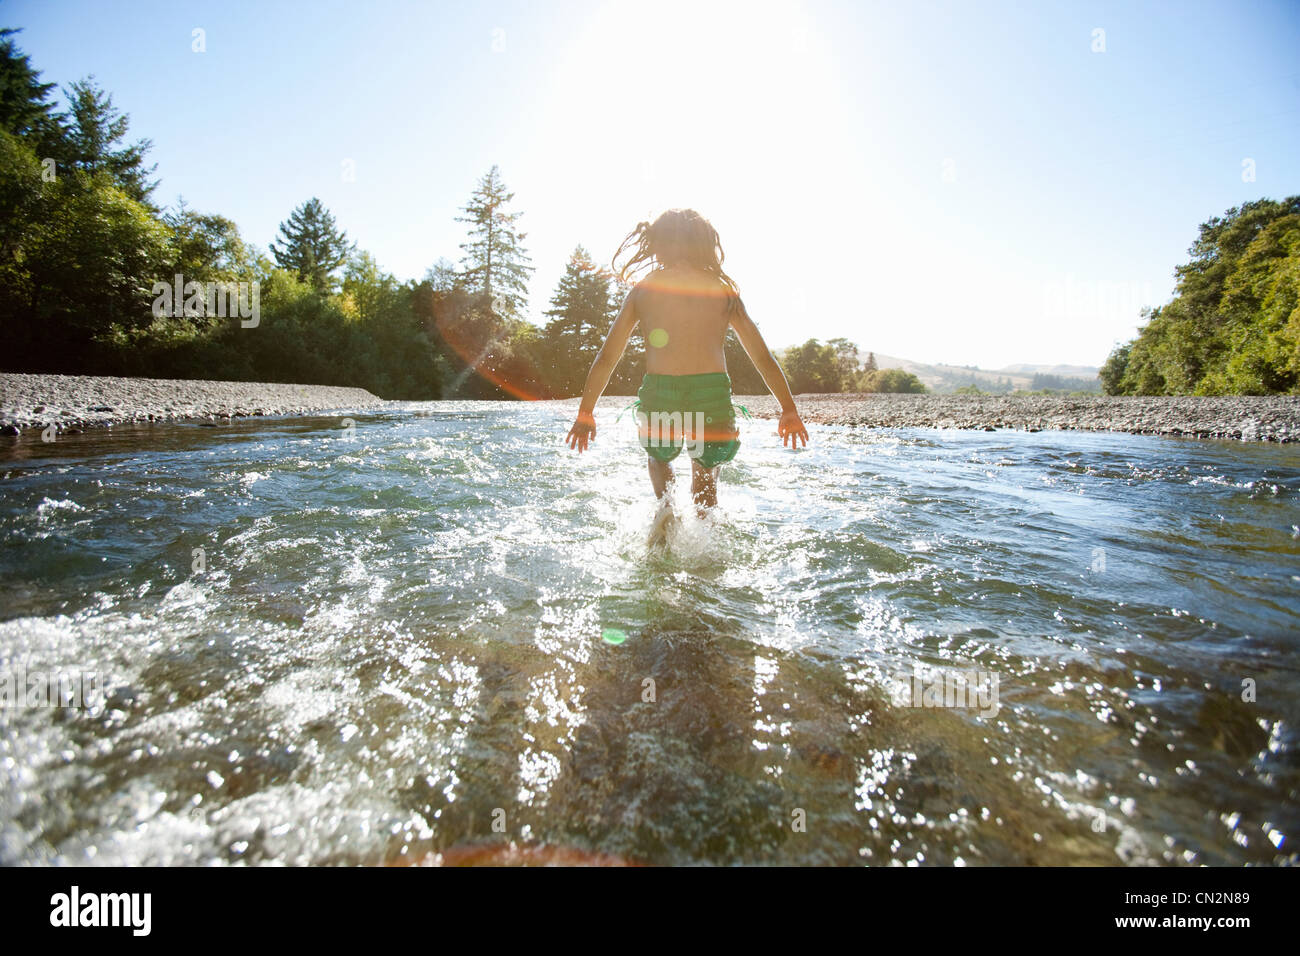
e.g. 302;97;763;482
1;401;1297;865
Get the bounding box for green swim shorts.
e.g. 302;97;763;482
631;371;741;469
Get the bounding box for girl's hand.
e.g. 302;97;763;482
778;409;809;448
567;411;596;452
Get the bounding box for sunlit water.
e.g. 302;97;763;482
1;401;1297;866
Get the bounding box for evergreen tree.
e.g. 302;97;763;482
424;256;462;292
455;165;534;316
864;351;878;373
60;76;157;204
540;246;617;394
270;197;355;293
0;28;65;154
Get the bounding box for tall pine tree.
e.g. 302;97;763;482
270;197;355;293
60;76;157;205
541;246;618;395
455;165;533;316
0;28;65;154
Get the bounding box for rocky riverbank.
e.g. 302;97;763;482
721;392;1300;442
0;373;383;435
4;374;1297;443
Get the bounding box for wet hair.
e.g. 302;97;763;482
612;209;745;317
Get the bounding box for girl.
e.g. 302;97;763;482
566;208;808;518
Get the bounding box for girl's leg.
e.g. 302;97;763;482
647;455;674;499
646;456;678;547
690;458;719;513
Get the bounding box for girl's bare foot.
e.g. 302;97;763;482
647;496;677;548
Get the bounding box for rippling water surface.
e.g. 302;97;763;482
1;401;1298;865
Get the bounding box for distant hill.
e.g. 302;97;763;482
997;363;1101;378
862;353;1100;393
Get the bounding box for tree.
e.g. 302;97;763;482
270;197;355;293
780;339;841;392
778;338;870;392
0;28;65;155
864;351;878;373
2;153;171;370
863;368;926;393
1099;341;1130;394
0;128;47;335
163;198;252;288
342;251;399;323
455;165;534;317
424;256;462;292
0;49;172;371
724;329;766;394
539;246;621;395
1104;196;1300;395
1031;372;1100;392
59;76;157;205
827;337;863;390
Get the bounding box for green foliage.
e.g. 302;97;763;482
424;256;461;292
943;374;1013;394
0;127;42;259
455;164;534;316
827;337;864;389
1;35;172;370
58;77;157;205
724;330;766;394
1098;341;1130;394
538;246;619;396
776;338;911;393
1103;197;1300;395
164;198;252;288
0;28;65;156
416;280;534;399
863;367;927;393
270;197;355;293
1;140;172;370
1029;372;1100;392
102;262;444;399
534;246;646;397
780;338;850;392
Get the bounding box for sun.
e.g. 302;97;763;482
523;0;881;347
535;0;840;212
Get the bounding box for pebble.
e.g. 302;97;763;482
0;373;382;435
6;375;1297;445
565;392;1300;443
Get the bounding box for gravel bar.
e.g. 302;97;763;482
725;393;1300;442
4;375;1297;443
0;372;383;435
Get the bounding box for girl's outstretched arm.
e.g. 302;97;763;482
729;298;810;448
566;287;639;452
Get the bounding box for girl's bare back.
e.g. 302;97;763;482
635;266;733;375
566;208;808;466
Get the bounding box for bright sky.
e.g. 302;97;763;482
7;0;1300;368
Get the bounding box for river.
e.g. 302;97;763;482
1;402;1297;865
